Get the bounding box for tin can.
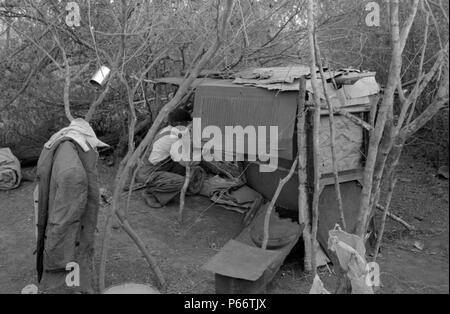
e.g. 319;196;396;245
90;65;111;87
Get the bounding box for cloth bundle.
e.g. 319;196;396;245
0;148;21;191
200;175;261;214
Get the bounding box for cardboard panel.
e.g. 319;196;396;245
319;115;364;174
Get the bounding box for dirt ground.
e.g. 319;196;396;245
0;154;448;294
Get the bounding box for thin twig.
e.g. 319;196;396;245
179;165;191;224
373;178;398;262
375;204;417;231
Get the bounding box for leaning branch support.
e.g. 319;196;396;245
98;0;236;292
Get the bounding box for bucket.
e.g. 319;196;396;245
102;283;160;294
90;66;111;87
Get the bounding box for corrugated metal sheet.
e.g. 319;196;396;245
192;81;298;161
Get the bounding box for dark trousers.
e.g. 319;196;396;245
137;158;187;206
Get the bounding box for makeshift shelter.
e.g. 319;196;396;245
155;65;380;293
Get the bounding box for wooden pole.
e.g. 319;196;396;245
307;0;322;278
314;45;346;231
262;157;299;250
297;77;312;272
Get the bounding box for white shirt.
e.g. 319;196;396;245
148;126;180;165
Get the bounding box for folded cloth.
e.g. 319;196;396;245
45;118;109;152
0;148;21;190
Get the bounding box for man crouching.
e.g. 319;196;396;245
137;109;203;208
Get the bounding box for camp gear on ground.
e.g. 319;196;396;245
36;139;100;294
200;175;261;214
45;118;109;152
250;204;301;249
0;148;21;190
210;185;262;214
